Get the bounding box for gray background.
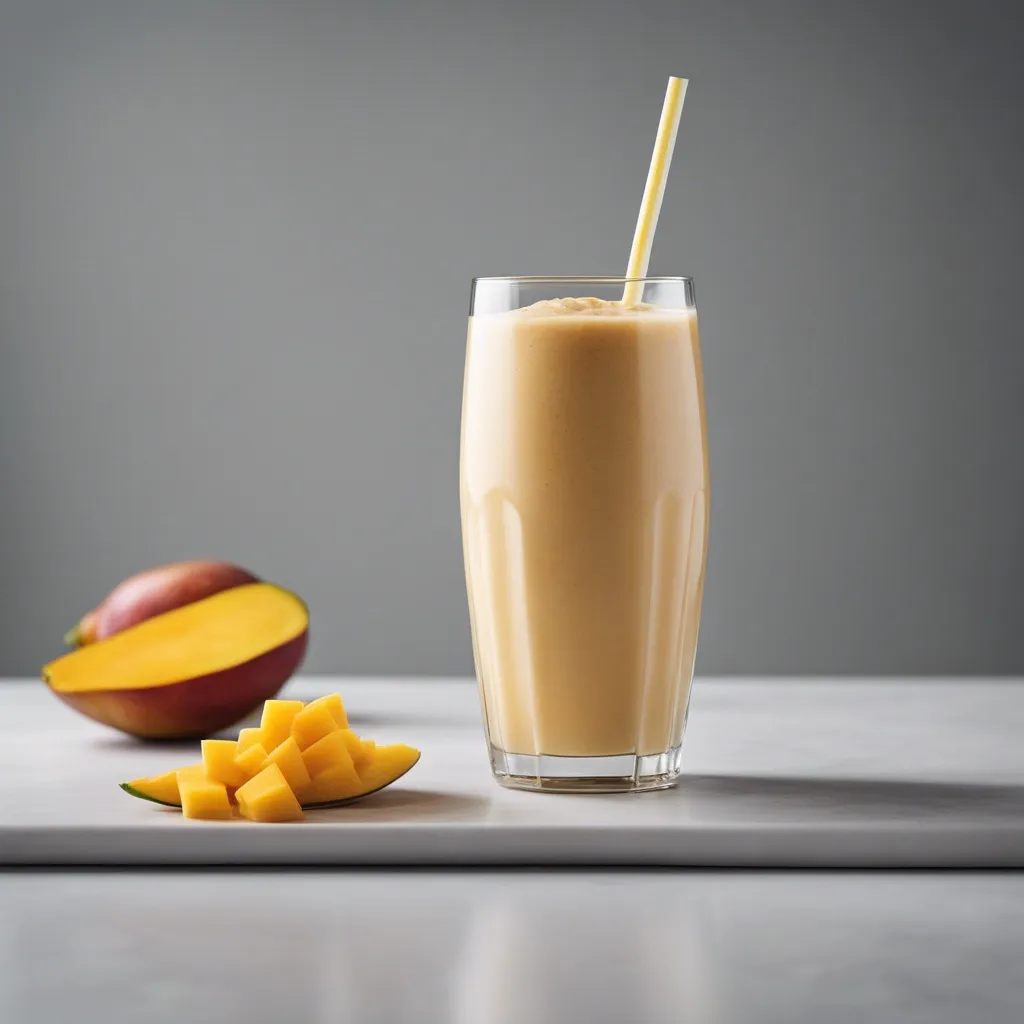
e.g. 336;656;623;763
1;0;1022;678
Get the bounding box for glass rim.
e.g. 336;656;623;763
472;275;693;285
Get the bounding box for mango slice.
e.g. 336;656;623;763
236;763;303;822
119;769;182;807
357;744;421;791
120;692;420;819
300;766;364;805
303;745;421;807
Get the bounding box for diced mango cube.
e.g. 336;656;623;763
291;700;340;751
235;763;303;822
177;765;233;820
201;739;248;789
176;764;205;784
354;736;375;770
305;693;348;729
261;736;311;796
339;728;363;760
234;742;269;780
236;727;263;756
260;699;304;752
301;728;359;782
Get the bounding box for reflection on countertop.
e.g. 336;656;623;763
2;871;1023;1023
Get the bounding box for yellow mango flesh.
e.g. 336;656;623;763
201;739;249;789
339;728;363;762
305;693;348;729
301;729;359;781
301;766;364;804
358;744;421;790
304;744;421;805
354;736;375;770
261;736;311;795
43;583;307;693
259;699;304;752
290;701;339;750
177;765;233;820
236;763;303;822
234;742;268;779
236;728;263;755
120;693;420;816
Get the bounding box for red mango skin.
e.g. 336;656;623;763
51;631;308;740
68;561;260;646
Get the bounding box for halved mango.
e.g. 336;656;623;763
66;560;259;648
177;765;233;820
43;583;308;739
236;763;303;822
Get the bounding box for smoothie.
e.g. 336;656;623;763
460;296;709;762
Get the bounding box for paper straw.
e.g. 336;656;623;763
623;77;688;305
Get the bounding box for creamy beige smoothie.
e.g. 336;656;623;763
460;296;709;762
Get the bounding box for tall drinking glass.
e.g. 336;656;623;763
460;277;709;792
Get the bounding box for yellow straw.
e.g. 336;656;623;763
623;76;688;305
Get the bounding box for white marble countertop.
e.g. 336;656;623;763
3;676;1022;1021
2;676;1023;866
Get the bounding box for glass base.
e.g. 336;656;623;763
489;745;683;793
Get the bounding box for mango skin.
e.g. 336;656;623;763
52;631;308;740
67;561;259;647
